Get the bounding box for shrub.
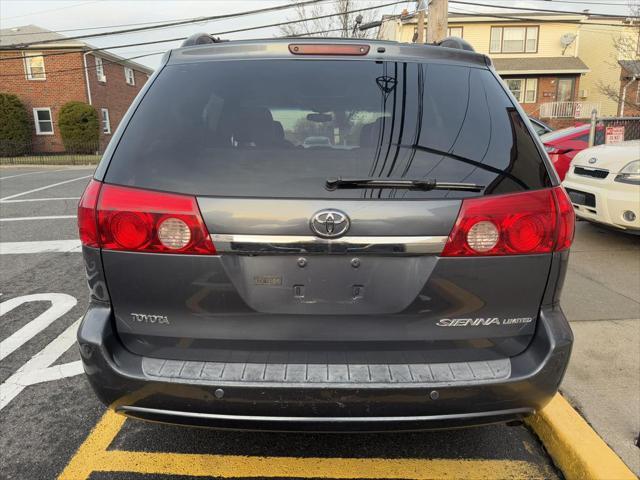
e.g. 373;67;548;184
58;101;99;153
0;93;31;156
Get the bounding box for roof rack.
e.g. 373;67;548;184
435;36;475;52
181;33;226;47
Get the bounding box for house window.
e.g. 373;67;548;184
124;67;135;85
33;108;53;135
101;108;111;134
490;26;539;53
24;52;46;80
525;27;539;52
95;56;106;82
447;26;463;38
524;78;538;103
505;79;524;102
505;78;538;103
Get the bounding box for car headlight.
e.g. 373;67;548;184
615;160;640;185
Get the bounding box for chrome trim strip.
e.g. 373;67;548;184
211;234;447;255
118;405;533;424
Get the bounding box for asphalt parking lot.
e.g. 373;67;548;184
0;166;637;480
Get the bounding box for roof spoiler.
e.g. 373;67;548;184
181;33;227;47
435;36;475;52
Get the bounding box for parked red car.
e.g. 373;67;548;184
540;124;602;181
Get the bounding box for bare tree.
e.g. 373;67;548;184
279;0;379;38
596;1;640;115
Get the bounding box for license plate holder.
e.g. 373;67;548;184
567;189;596;208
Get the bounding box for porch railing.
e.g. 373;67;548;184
539;101;601;119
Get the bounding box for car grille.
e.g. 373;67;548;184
566;188;596;208
574;166;609;179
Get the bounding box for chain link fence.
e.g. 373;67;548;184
588;114;640;147
0;140;102;165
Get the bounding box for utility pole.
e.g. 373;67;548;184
426;0;448;43
416;0;425;43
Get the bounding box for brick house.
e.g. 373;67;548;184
0;25;154;153
492;56;588;129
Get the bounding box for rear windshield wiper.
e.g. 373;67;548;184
325;177;484;192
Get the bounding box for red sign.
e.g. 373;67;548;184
605;126;625;144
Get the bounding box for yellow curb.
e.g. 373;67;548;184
526;394;637;480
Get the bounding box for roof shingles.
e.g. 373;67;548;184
492;56;589;74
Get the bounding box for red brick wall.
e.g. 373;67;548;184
0;50;149;154
618;69;640;117
0;50;87;153
86;53;149;150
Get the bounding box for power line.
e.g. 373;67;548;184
0;0;329;50
210;0;409;37
285;27;350;37
0;0;407;63
448;0;634;19
1;0;352;36
0;39;186;62
2;0;99;20
1;0;631;47
2;18;208;36
447;7;633;27
0;51;164;78
1;0;632;66
514;0;630;5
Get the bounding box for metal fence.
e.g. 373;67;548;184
0;140;102;165
539;101;601;119
588;114;640;147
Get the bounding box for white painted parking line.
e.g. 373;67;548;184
0;293;77;361
0;174;91;202
0;317;83;411
0;240;81;255
0;168;69;180
0;197;80;204
0;215;76;222
15;360;84;385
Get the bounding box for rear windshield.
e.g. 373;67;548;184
105;59;551;199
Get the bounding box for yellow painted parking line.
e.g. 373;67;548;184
59;409;549;479
58;409;127;480
526;394;636;480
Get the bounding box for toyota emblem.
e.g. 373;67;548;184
310;209;350;238
588;157;597;164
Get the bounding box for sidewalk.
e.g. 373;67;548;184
560;221;640;475
561;319;640;475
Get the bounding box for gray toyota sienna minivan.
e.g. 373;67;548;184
77;36;575;431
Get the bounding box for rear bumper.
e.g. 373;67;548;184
77;304;573;431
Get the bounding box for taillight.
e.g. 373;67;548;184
441;187;574;257
553;186;575;251
77;179;101;247
77;181;216;254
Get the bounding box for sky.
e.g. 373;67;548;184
0;0;635;69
